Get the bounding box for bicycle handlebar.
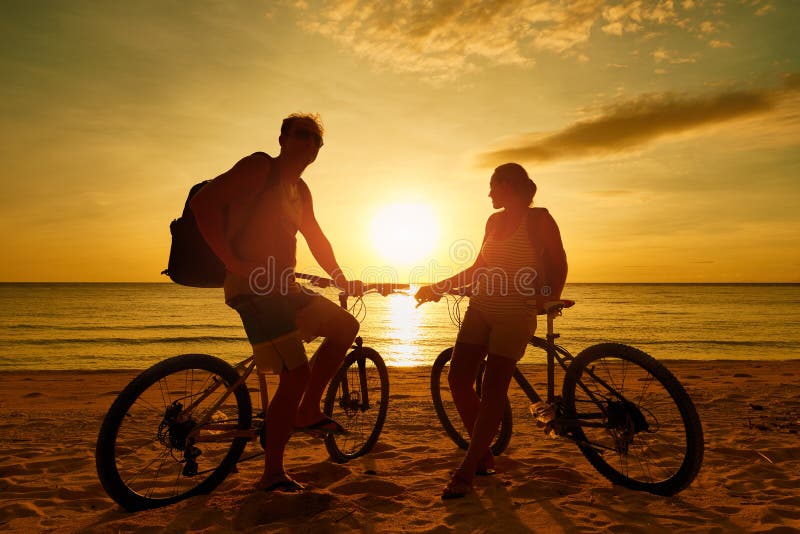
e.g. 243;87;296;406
294;272;409;297
416;283;575;315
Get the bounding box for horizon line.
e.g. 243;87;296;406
1;280;799;285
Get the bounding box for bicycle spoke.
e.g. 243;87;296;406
563;344;702;495
97;355;251;510
324;348;389;461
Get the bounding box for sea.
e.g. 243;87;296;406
1;283;799;371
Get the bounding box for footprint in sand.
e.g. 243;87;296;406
293;461;350;488
331;478;404;497
354;493;404;514
0;502;43;522
509;466;587;500
234;491;335;529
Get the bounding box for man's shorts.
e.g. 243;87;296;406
455;304;537;361
227;290;346;374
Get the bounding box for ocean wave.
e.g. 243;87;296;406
6;323;235;331
4;336;247;346
635;340;800;348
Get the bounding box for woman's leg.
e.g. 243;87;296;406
447;342;487;441
448;342;498;474
445;353;517;496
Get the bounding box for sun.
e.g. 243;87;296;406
370;203;439;268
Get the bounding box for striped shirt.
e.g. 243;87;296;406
471;211;540;318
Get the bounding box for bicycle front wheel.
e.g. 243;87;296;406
95;354;252;511
562;343;703;496
323;346;389;462
430;347;512;456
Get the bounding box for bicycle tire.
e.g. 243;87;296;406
561;343;703;496
95;354;252;511
323;346;389;462
430;347;513;456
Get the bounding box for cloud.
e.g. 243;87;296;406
296;0;549;77
476;76;800;165
292;0;772;78
785;72;800;90
699;21;716;33
709;39;733;48
652;47;696;63
755;2;776;16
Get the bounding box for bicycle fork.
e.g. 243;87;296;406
339;337;371;412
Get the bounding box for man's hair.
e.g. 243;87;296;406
281;113;325;137
494;163;537;206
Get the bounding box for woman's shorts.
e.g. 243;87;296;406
227;291;347;374
455;305;537;361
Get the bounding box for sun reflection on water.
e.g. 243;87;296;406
373;292;441;367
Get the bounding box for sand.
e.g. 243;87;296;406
1;360;799;533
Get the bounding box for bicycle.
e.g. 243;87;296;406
429;292;704;496
95;272;408;511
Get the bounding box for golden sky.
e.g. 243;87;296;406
1;0;798;282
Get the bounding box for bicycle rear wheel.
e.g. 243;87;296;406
323;346;389;462
561;343;703;496
430;347;512;456
95;354;252;511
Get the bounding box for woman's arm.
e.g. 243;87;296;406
414;215;495;303
537;210;568;301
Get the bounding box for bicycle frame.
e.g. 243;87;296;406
181;276;406;446
183;356;259;443
510;304;576;406
515;306;659;440
181;342;378;446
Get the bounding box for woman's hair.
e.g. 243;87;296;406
494;163;537;206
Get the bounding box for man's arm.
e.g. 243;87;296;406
189;154;264;279
297;182;350;288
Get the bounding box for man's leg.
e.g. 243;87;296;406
257;361;309;489
295;305;360;427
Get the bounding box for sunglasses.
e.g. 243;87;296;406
292;127;323;147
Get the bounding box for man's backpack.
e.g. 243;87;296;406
161;180;227;287
162;152;273;288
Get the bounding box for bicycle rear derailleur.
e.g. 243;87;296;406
158;402;203;476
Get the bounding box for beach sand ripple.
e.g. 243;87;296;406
0;362;799;532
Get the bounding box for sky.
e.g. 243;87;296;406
1;0;798;283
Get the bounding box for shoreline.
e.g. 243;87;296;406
1;358;799;374
1;361;799;532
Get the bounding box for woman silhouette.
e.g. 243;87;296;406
416;163;567;499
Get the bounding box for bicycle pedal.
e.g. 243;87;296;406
182;460;199;477
543;422;558;439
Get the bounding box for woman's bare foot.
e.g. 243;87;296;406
476;451;496;476
442;468;473;500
